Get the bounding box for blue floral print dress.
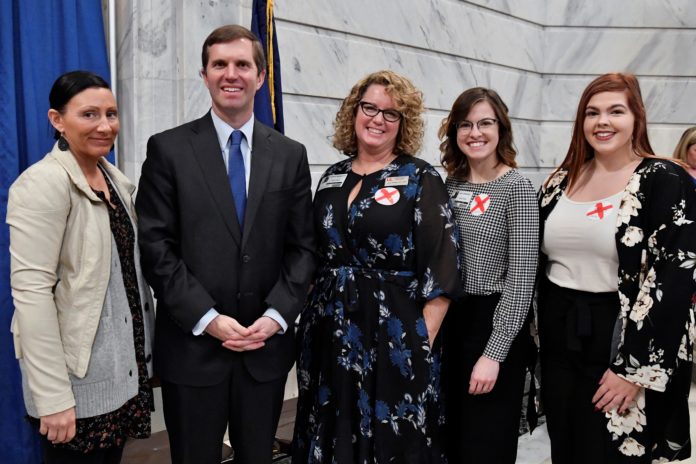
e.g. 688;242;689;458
292;155;459;464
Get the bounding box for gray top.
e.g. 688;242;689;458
22;173;154;419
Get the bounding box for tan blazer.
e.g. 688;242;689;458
8;142;141;416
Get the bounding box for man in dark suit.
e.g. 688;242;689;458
135;25;315;464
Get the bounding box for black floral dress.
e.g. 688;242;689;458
293;156;459;464
538;158;696;461
50;173;153;453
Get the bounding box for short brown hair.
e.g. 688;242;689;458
201;25;266;74
439;87;517;179
332;70;424;157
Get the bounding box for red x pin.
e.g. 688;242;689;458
375;187;400;206
469;194;490;216
586;202;613;220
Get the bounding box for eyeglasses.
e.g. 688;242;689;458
456;118;498;133
358;101;402;123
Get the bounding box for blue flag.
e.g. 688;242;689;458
0;1;111;462
251;0;285;133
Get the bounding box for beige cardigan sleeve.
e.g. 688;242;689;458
7;162;76;416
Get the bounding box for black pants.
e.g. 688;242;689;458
538;279;676;464
442;294;530;464
161;356;286;464
39;435;124;464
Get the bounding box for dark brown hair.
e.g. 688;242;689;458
49;71;110;140
439;87;517;179
547;73;655;190
201;25;265;74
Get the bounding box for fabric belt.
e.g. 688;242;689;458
566;300;592;352
545;279;618;353
320;265;416;313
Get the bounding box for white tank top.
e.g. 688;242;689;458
542;190;623;292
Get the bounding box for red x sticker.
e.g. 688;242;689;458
469;194;490;216
375;187;400;206
586;202;613;220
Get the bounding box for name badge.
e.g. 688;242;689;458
318;174;348;191
384;176;409;187
453;191;473;206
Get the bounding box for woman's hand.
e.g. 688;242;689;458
40;407;76;444
469;356;500;395
592;369;641;414
423;296;450;347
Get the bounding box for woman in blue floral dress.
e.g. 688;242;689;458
292;70;459;464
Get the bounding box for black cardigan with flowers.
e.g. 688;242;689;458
538;158;696;461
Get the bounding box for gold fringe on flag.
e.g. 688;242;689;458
266;0;276;124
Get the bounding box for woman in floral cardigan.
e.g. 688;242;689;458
537;73;696;463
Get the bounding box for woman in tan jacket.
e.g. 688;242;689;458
7;71;155;464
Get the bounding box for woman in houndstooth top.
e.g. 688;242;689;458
438;87;539;463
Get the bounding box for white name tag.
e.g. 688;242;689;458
318;174;348;191
453;191;473;205
384;176;409;187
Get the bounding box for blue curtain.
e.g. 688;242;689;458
251;0;285;133
0;1;111;461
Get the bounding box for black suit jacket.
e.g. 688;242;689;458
136;113;315;386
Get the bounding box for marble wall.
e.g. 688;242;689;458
111;0;696;190
109;1;695;401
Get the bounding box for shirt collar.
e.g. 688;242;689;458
210;109;255;150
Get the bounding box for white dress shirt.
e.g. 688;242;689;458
192;109;288;335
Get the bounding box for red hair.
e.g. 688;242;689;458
548;73;655;189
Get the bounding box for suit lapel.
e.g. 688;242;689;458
191;114;242;246
242;123;273;249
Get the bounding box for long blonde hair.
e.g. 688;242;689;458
673;127;696;165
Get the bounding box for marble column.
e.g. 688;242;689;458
115;0;252;182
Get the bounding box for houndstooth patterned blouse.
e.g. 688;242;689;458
446;169;539;361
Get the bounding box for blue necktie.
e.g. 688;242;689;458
228;130;246;228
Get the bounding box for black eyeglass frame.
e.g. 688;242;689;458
358;101;402;123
